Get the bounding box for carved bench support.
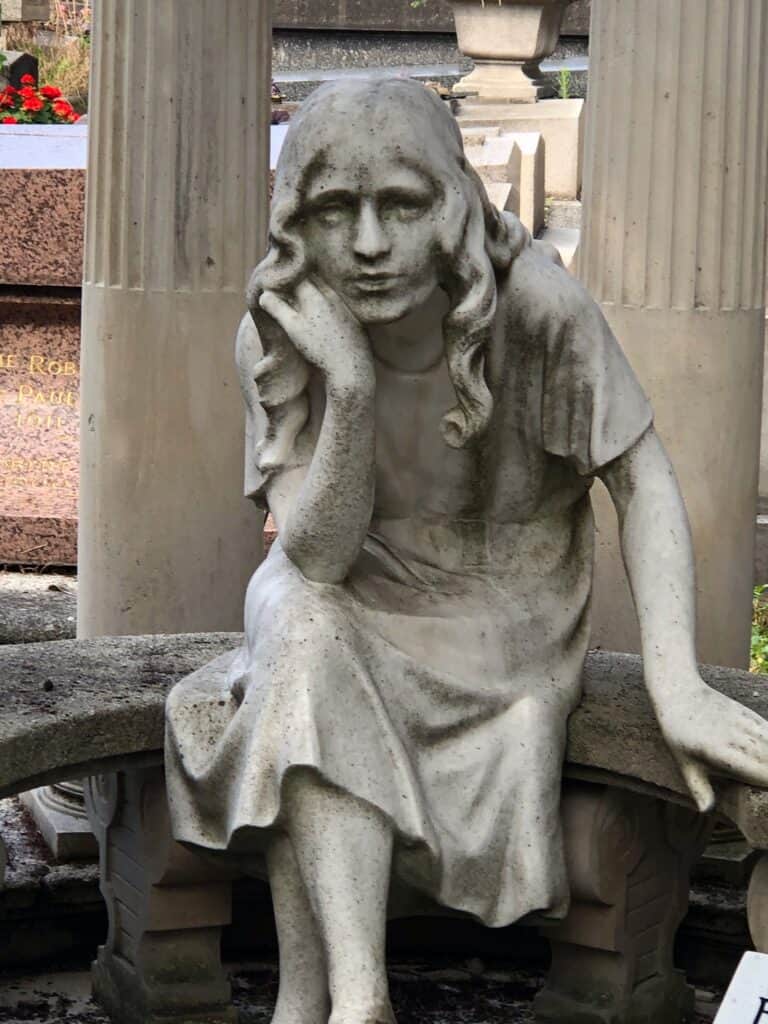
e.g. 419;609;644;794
85;768;237;1024
747;853;768;953
535;782;711;1024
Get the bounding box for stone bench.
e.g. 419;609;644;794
1;635;767;1023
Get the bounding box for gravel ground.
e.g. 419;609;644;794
0;960;723;1023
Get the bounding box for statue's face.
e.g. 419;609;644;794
300;151;441;324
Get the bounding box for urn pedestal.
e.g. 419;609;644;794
452;0;577;103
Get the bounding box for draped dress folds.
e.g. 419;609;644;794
165;237;653;927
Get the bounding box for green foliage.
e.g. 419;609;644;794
558;68;572;100
752;585;768;673
0;54;7;75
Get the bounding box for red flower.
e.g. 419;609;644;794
19;74;36;86
19;86;36;99
1;116;17;124
22;95;44;113
0;91;15;109
52;98;74;119
40;85;62;99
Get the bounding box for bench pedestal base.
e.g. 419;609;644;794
536;783;710;1023
86;772;709;1024
92;945;237;1024
85;767;237;1024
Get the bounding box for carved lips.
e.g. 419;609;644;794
351;273;404;293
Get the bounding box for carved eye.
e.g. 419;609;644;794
312;202;353;228
379;194;430;223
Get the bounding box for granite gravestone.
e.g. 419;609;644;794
0;123;85;565
0;293;79;564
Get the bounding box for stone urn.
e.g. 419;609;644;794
451;0;577;103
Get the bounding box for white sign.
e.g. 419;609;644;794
270;124;289;170
715;952;768;1023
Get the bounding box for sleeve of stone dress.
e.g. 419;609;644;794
540;291;653;476
234;311;313;509
235;313;269;504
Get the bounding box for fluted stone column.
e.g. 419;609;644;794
580;0;768;668
78;0;269;637
23;1;270;875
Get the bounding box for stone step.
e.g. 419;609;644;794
546;198;582;231
457;97;584;200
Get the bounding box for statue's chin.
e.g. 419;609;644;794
347;288;437;327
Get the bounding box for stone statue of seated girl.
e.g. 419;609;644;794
165;79;768;1024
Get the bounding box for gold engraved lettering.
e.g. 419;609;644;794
0;353;18;369
25;355;79;376
15;410;71;430
16;385;78;408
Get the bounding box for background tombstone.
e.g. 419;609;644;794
0;50;38;88
0;122;86;568
0;0;50;21
579;0;768;669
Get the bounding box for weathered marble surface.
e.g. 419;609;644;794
0;569;76;643
0;636;764;836
165;78;768;1024
0;633;240;798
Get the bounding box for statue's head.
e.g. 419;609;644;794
248;79;528;466
253;78;522;327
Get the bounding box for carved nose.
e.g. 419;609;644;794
353;201;390;259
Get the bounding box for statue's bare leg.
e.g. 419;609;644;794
283;768;395;1024
267;832;330;1024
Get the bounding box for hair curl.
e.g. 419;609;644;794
245;79;528;488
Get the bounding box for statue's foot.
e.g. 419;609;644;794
330;1018;396;1024
272;1009;327;1024
329;1006;396;1024
271;994;330;1024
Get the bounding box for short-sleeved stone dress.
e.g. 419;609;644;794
165;234;652;927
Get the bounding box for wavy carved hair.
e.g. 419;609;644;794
246;79;529;484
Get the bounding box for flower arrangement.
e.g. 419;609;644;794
0;74;80;125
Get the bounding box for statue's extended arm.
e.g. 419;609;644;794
259;279;376;584
600;427;768;812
